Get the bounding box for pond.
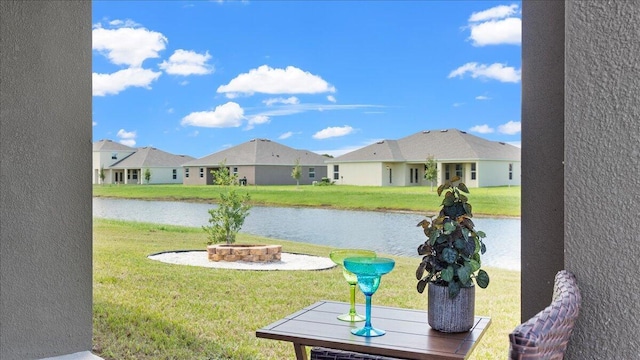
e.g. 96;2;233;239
92;198;521;271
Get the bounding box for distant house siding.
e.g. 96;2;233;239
182;166;207;185
145;167;183;184
328;162;383;186
477;161;521;187
92;150;135;184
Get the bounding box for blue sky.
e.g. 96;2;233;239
92;1;522;158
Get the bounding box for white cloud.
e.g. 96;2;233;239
263;96;300;106
476;95;491;100
327;95;337;103
498;120;521;135
453;102;465;107
448;62;521;83
180;102;244;128
159;49;214;76
92;67;162;96
245;115;270;130
469;17;521;46
92;121;97;126
467;4;521;46
312;125;354;140
217;65;336;98
107;19;141;28
469;4;518;22
279;131;294;140
117;128;136;147
469;124;494;134
92;26;167;67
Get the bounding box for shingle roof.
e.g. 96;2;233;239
110;147;194;168
93;139;136;152
332;129;520;163
183;138;329;166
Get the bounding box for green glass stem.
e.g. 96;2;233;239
349;284;358;317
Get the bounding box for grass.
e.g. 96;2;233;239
93;219;520;359
93;184;521;217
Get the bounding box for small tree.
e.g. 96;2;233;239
211;160;237;186
144;168;152;184
291;158;301;188
424;155;438;191
99;165;106;185
202;190;252;245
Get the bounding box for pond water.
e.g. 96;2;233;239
93;198;521;271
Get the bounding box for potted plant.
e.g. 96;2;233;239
415;176;489;332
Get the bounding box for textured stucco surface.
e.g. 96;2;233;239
0;1;93;359
564;1;640;358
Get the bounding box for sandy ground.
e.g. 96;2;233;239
148;250;337;271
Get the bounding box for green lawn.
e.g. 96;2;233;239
93;219;520;360
93;184;521;217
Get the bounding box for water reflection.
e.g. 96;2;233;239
92;198;520;270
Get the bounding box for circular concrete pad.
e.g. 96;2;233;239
148;250;336;271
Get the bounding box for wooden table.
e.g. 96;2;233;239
256;300;491;360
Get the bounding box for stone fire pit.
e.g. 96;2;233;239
206;244;282;262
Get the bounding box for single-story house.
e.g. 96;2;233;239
325;129;521;187
93;139;194;184
182;138;329;185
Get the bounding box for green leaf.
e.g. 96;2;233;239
459;194;468;203
454;238;466;250
441;247;457;264
443;221;456;234
429;231;440;246
457;264;472;284
470;259;481;272
437;184;444;197
416;262;426;280
441;266;454;282
458;182;469;193
476;269;490;288
476;230;486;238
463;203;473;217
481;242;487;255
451;175;461;183
417;279;428;294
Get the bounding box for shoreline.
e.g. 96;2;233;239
92;195;521;219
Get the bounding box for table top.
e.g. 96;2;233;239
256;300;491;360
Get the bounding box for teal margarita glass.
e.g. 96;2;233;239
329;249;377;322
343;257;395;337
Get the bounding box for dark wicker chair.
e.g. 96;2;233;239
508;270;581;359
310;348;401;360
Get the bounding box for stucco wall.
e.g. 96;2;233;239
524;1;640;358
0;1;93;359
564;1;640;358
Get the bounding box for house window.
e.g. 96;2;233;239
471;163;476;180
455;164;463;178
185;168;189;178
388;168;393;184
172;169;177;180
199;167;204;178
233;167;238;175
509;163;513;180
111;152;117;160
333;165;339;180
128;169;137;180
445;165;450;180
410;168;414;183
309;167;315;178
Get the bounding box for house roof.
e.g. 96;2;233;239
92;139;135;152
110;147;194;168
331;129;521;163
183;138;329;166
